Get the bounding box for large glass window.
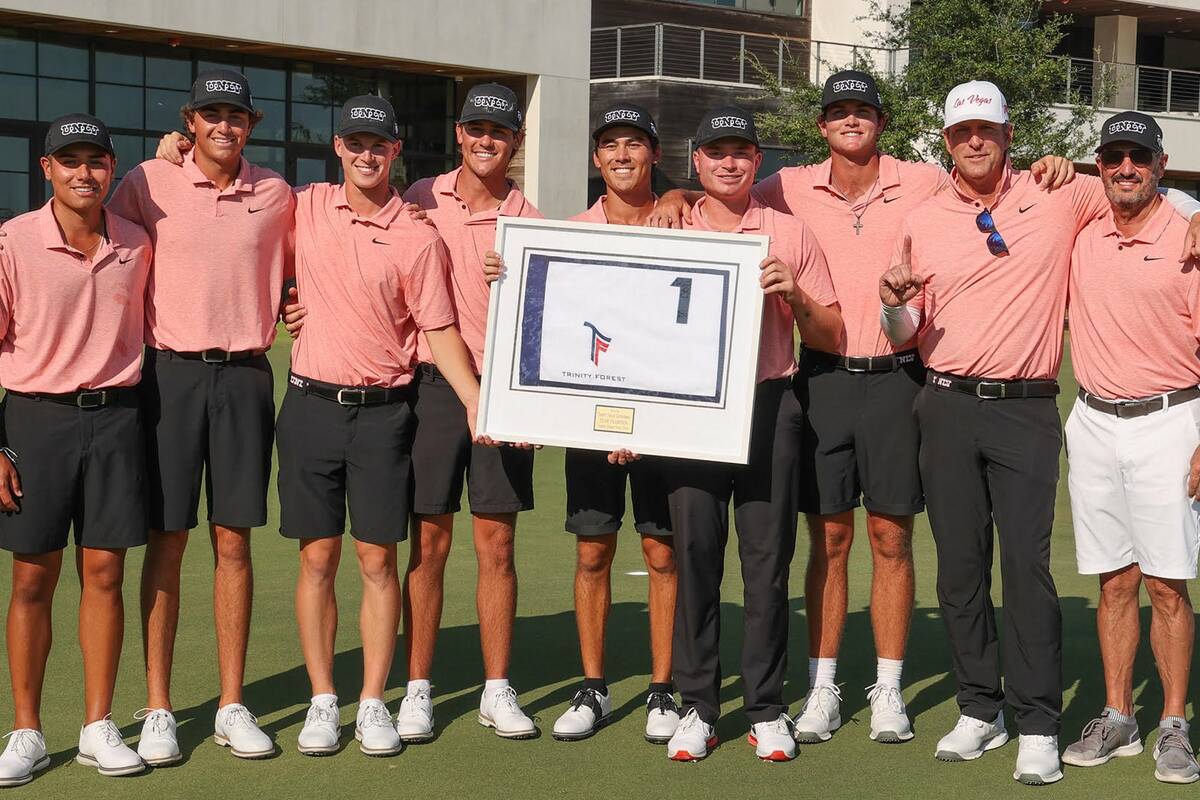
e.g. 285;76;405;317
0;27;457;211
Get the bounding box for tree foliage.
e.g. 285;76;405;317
752;0;1111;169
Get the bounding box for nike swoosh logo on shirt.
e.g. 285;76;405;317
247;207;264;214
119;257;133;264
1144;256;1164;261
1019;204;1037;213
883;196;901;203
372;238;390;245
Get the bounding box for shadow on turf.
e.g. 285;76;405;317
59;596;1177;769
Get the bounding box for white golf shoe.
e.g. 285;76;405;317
0;730;49;786
77;717;145;776
214;703;274;759
355;699;402;757
297;695;340;756
935;711;1009;761
135;708;181;766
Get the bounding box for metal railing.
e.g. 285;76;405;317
1060;57;1200;116
591;23;807;86
808;40;904;84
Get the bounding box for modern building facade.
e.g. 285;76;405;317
0;0;592;221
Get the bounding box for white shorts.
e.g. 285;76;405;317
1065;396;1200;579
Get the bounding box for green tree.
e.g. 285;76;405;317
752;0;1111;168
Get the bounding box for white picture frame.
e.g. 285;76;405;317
477;217;767;464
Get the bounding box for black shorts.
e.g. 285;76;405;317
410;364;534;516
276;384;414;543
794;349;925;516
0;392;147;554
139;348;275;531
564;448;671;537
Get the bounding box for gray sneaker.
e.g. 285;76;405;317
1154;725;1200;784
1061;714;1142;767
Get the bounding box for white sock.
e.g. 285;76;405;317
311;693;337;704
810;657;837;689
406;679;431;695
876;658;903;690
483;678;510;695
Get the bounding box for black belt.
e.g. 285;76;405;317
8;386;135;408
926;370;1059;399
1078;386;1200;419
805;348;920;373
164;348;266;363
287;372;410;406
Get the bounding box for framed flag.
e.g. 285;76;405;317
477;217;767;463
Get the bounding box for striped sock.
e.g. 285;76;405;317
1102;706;1134;726
1161;716;1189;733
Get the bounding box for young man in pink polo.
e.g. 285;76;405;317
542;102;679;745
278;96;487;759
107;69;294;763
0;115;151;785
395;83;542;741
664;106;842;764
879;82;1200;785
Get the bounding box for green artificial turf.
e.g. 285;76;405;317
1;333;1188;797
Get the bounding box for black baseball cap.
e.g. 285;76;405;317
1095;111;1164;153
44;113;115;157
458;83;522;132
188;68;254;113
694;105;758;148
821;70;883;112
592;102;658;144
337;95;400;142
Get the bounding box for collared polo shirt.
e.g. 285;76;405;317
1069;197;1200;399
403;166;542;373
0;200;151;393
684;196;837;382
107;150;294;352
289;183;456;388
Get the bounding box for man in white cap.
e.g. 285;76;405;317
879;81;1200;785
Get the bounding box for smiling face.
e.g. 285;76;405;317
943;119;1012;184
1097;143;1166;215
40;143;114;215
186;103;253;164
692;138;762;203
334;132;401;193
818;100;885;158
456;120;521;182
593;126;658;194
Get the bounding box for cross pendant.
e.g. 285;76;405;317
853;219;863;236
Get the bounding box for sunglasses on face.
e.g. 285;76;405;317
975;208;1009;257
1099;147;1155;168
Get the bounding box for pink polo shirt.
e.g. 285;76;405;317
0;201;151;393
900;167;1108;380
754;155;948;357
107;151;294;353
288;183;456;388
684;196;837;382
403;166;542;373
569;194;657;224
1069;198;1200;400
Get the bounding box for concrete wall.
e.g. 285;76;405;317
0;0;592;217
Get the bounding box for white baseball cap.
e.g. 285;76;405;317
943;81;1009;129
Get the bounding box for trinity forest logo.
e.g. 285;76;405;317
583;322;611;366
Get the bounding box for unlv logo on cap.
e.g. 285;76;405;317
60;122;100;136
1108;120;1147;135
711;116;749;130
350;107;387;121
205;79;243;94
832;79;869;94
472;95;513;112
604;109;641;124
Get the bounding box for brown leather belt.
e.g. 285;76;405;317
1078;386;1200;419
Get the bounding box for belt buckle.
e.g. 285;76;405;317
76;390;107;409
336;388;367;406
202;349;231;363
844;356;870;373
975;381;1006;399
